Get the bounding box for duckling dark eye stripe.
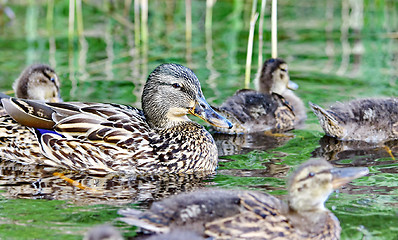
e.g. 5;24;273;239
42;70;52;82
299;169;330;182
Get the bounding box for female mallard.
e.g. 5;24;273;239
0;63;232;175
119;158;368;239
0;64;61;115
213;58;306;134
310;99;398;143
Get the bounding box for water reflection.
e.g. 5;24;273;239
0;160;211;206
214;132;293;156
218;157;290;179
205;0;221;102
312;135;398;165
337;0;364;77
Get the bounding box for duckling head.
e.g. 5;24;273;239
287;158;368;212
142;63;232;130
257;58;296;95
13;64;61;102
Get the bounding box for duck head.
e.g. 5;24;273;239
13;64;61;103
142;63;232;130
287;158;368;212
257;58;298;95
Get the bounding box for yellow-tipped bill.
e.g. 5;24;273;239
189;96;233;129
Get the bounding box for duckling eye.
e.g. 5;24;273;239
172;83;181;89
280;68;287;72
50;77;55;83
308;172;315;177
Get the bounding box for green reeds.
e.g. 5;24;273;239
258;0;266;70
185;0;192;65
271;0;277;58
244;0;258;89
205;0;221;100
68;0;75;53
134;0;140;58
140;0;148;75
46;0;56;68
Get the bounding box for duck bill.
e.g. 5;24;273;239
189;97;233;129
331;167;369;189
287;80;299;90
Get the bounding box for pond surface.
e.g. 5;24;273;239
0;0;397;239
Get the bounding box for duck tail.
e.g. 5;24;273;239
309;102;344;138
309;102;338;123
1;98;56;129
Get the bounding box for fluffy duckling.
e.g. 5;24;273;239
214;58;306;134
13;64;61;102
310;98;398;143
0;63;232;175
119;158;368;239
0;64;61;116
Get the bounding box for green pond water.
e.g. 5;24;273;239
0;0;397;239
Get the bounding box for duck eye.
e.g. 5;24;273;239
172;83;181;89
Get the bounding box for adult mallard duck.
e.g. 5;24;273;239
0;64;61;116
119;158;368;239
0;63;232;175
213;58;306;134
310;99;398;143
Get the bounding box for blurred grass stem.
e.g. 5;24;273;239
271;0;277;58
46;0;56;67
245;0;258;88
185;0;192;65
258;0;266;70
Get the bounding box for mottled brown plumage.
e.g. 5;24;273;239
0;63;232;175
119;159;368;239
310;98;398;142
213;58;306;134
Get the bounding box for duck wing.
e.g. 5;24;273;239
118;189;288;238
204;191;293;239
219;90;295;133
2;98;156;174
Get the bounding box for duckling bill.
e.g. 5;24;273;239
0;63;232;175
119;158;368;239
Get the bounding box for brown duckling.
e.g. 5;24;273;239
119;158;368;239
214;58;306;134
310;98;398;143
0;64;61;116
13;64;61;102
